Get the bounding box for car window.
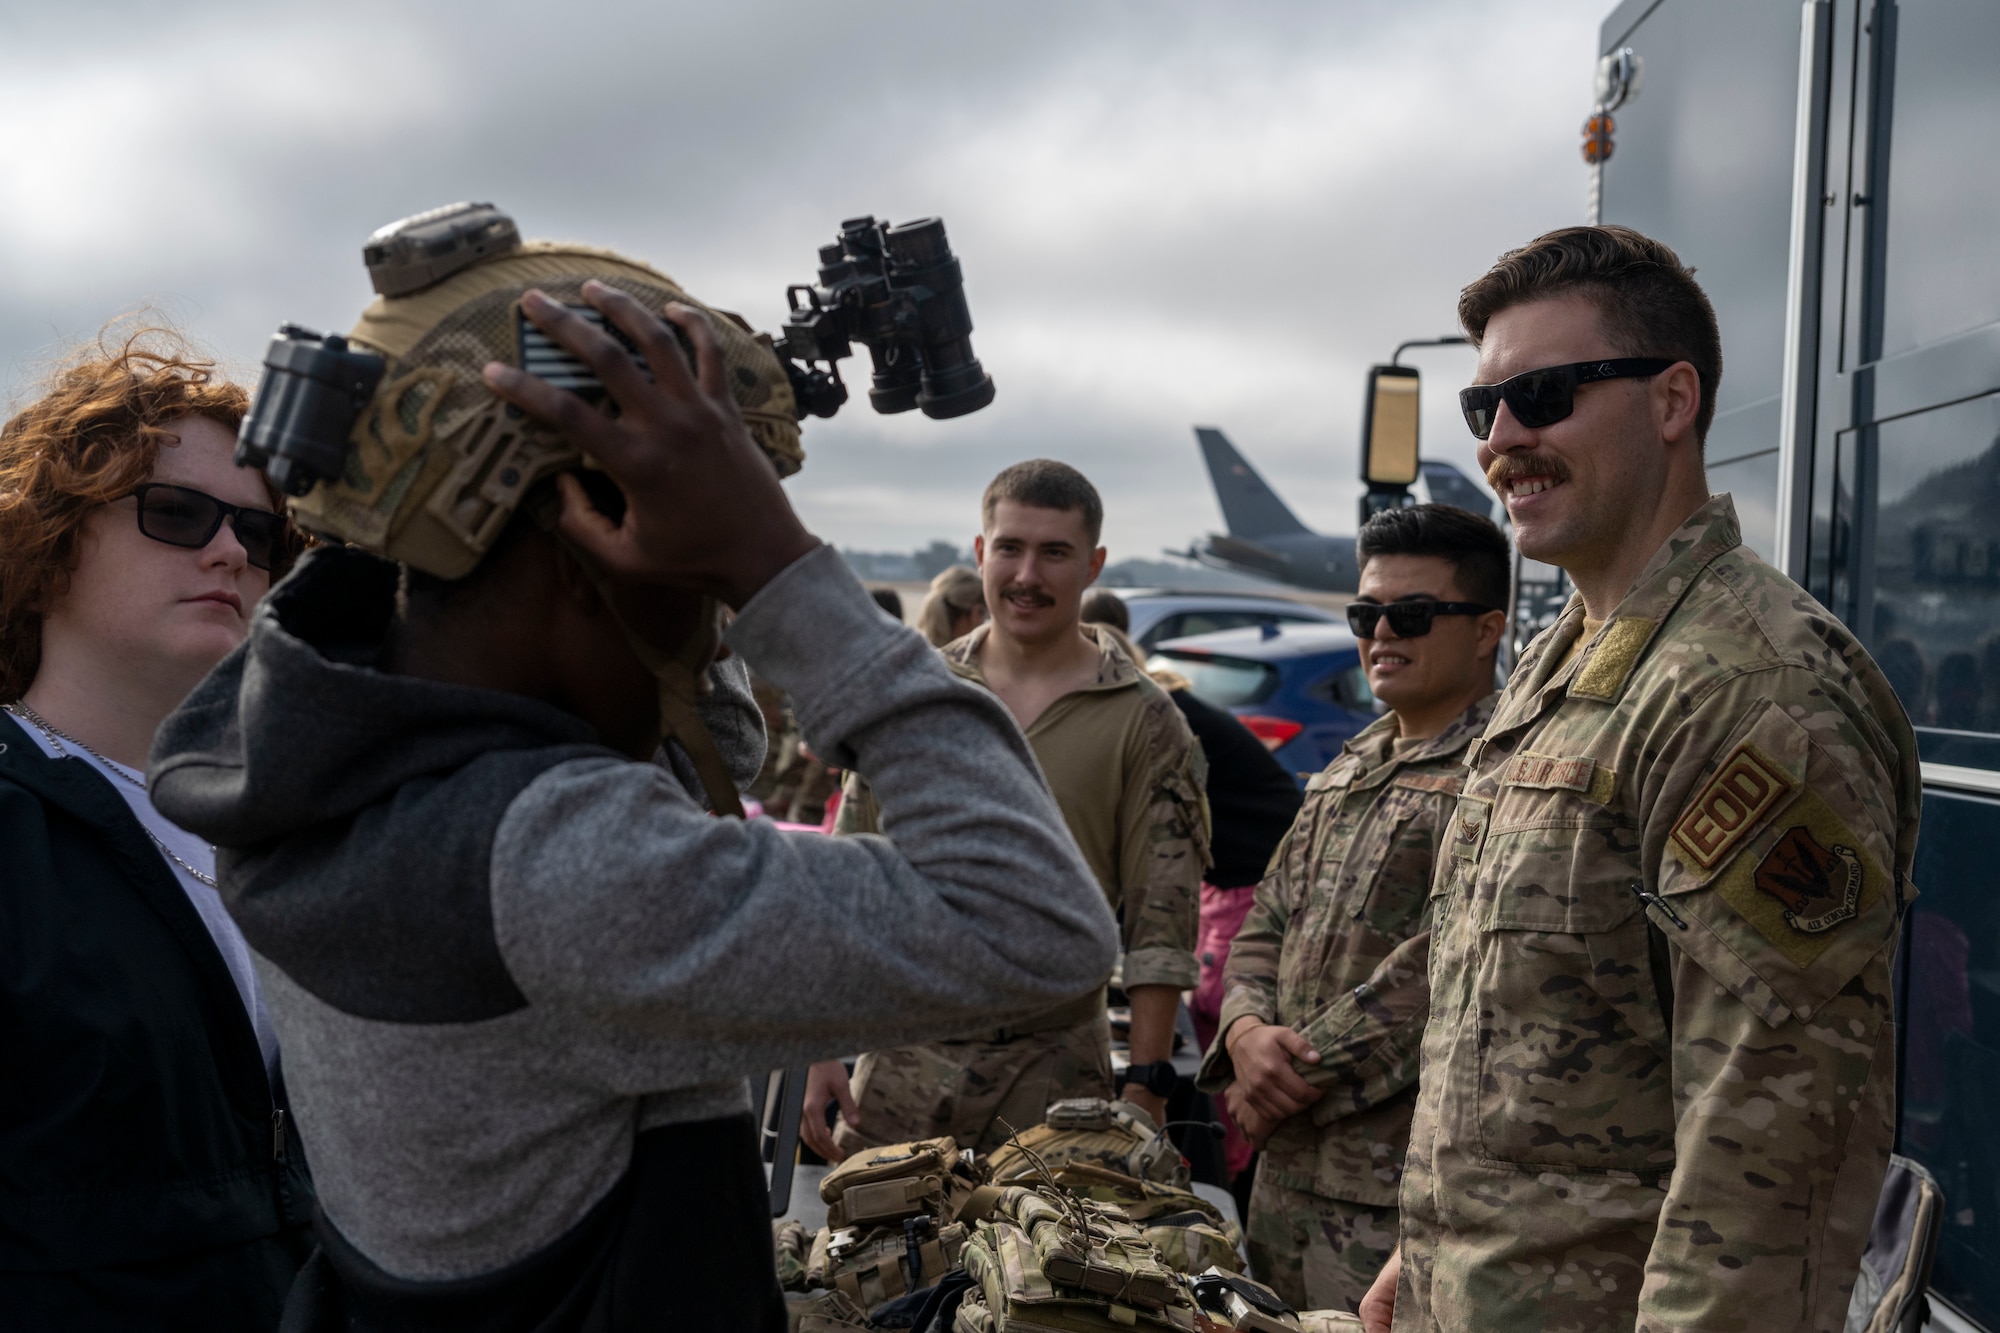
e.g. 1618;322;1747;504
1174;610;1268;639
1145;609;1322;648
1149;652;1278;707
1306;662;1374;711
1137;614;1186;650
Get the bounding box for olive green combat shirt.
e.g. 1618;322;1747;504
1399;496;1921;1333
839;623;1208;997
1195;695;1495;1208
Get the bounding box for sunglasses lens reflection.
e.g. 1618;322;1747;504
1348;604;1438;638
232;512;284;571
140;488;221;546
1388;606;1434;636
1509;369;1575;429
138;487;281;572
1459;388;1497;440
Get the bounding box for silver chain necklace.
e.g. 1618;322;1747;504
3;700;220;888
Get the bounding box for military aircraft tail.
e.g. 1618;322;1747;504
1420;459;1499;520
1195;427;1311;538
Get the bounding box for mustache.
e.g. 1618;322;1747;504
1486;453;1573;490
998;585;1055;606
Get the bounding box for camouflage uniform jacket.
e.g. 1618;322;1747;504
1398;496;1921;1333
839;623;1209;994
1196;696;1495;1208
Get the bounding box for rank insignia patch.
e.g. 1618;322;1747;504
1671;742;1795;871
1754;825;1862;933
1449;796;1490;863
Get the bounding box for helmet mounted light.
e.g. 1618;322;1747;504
233;325;386;496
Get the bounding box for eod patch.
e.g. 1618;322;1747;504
1670;742;1794;871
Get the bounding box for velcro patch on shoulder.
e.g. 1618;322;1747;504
1570;616;1655;699
1501;752;1616;804
1670;742;1795;871
1392;770;1463;795
1712;787;1887;972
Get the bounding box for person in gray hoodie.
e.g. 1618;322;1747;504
148;222;1118;1332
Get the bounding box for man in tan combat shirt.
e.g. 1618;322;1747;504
800;459;1208;1157
1197;504;1507;1313
1360;227;1920;1333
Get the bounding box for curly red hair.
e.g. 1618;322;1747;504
0;323;282;700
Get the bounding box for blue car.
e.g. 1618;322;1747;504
1149;622;1378;786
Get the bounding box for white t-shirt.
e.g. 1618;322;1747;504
18;725;280;1077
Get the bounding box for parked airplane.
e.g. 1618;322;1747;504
1172;426;1497;592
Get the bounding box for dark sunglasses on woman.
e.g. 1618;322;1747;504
127;483;288;573
1346;598;1497;639
1458;357;1676;439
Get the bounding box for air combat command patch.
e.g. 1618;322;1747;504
1708;786;1887;970
1754;825;1863;933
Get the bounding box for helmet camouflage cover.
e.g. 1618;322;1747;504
289;241;803;579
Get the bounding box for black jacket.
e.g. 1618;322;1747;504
0;710;312;1330
1168;690;1304;888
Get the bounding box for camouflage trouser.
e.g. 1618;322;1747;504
833;1013;1112;1157
1245;1168;1398;1315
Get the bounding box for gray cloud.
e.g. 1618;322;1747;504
0;1;1601;561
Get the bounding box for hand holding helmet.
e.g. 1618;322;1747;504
483;282;817;610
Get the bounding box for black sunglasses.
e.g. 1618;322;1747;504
127;483;287;573
1458;358;1675;439
1347;598;1497;639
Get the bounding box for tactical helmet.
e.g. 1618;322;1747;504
247;202;802;579
234;204;808;818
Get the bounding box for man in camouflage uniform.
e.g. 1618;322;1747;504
1361;227;1920;1333
1197;505;1509;1312
801;460;1208;1157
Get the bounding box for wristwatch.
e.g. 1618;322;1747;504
1116;1060;1178;1098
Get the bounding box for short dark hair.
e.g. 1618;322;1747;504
1356;503;1511;613
869;587;904;620
1079;588;1129;631
1458;225;1723;445
981;459;1103;545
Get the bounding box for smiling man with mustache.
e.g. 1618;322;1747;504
808;459;1209;1158
1359;227;1921;1333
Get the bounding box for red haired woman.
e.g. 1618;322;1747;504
0;328;310;1327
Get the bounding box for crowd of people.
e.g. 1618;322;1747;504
0;218;1921;1333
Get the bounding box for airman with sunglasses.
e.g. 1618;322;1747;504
1360;227;1920;1333
1195;503;1505;1313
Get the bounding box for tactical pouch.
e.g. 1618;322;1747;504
810;1217;968;1311
786;1289;874;1332
819;1136;977;1230
1044;1161;1244;1276
773;1218;813;1292
983;1098;1188;1189
958;1184;1197;1330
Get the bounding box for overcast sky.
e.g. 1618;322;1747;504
0;1;1605;564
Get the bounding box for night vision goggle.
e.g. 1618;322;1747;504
233;200;994;499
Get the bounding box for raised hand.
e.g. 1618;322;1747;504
483;281;818;609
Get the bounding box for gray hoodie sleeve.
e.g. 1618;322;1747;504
487;544;1118;1084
